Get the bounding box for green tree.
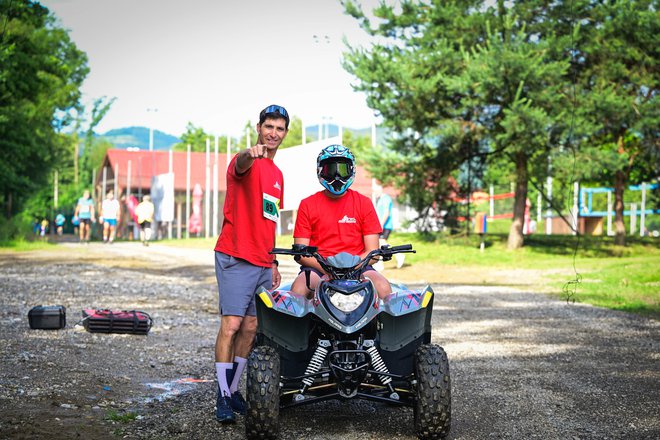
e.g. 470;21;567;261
555;0;658;246
175;122;213;152
342;1;569;246
0;0;88;219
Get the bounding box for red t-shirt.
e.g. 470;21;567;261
294;189;382;257
214;156;284;267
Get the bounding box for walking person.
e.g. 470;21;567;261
213;104;289;423
100;190;121;244
74;189;95;243
135;195;155;246
373;183;405;270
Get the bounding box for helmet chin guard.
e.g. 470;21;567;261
317;145;356;196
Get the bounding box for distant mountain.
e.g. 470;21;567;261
99;126;181;151
98;124;388;151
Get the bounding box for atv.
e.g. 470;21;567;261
245;244;451;440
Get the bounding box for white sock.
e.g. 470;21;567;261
215;362;233;397
230;356;247;393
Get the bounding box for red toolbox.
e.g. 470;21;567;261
82;309;152;335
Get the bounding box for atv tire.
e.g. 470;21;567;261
245;345;281;440
413;344;451;439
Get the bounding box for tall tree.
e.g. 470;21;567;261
342;1;570;245
0;0;88;218
342;0;491;232
569;0;658;246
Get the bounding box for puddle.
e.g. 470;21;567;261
143;378;214;403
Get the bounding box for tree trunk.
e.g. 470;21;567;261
507;152;528;249
614;170;627;246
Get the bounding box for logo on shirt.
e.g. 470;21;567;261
274;181;281;190
338;215;356;224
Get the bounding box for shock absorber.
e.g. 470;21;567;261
364;340;399;400
300;339;330;393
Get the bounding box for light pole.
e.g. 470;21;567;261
147;108;158;151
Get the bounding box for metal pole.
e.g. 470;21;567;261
226;136;231;170
545;175;553;235
127;160;132;198
489;184;495;218
630;203;637;235
102;166;107;201
607;190;613;236
205;137;210;239
572;181;579;235
213;136;219;237
640;183;646;236
186;144;191;239
168;149;173;239
54;170;58;209
114;163;119;198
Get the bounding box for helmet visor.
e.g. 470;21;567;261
320;160;353;180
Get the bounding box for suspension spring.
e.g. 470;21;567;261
366;345;392;385
302;340;330;388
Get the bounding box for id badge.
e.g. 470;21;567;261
263;193;280;222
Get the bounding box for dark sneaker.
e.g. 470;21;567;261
230;391;247;415
216;394;235;423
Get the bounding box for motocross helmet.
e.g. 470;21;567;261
317;144;356;196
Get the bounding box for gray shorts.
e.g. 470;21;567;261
215;252;272;317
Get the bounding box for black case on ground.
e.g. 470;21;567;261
28;305;66;330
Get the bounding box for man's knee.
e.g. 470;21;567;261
240;316;257;334
220;315;243;338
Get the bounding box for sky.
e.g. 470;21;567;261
40;0;386;138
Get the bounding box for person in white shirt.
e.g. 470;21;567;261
100;190;121;243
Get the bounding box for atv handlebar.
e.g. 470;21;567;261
270;244;415;279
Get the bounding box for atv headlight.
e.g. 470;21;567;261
329;289;367;313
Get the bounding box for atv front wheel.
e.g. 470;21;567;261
413;344;451;439
245;345;281;440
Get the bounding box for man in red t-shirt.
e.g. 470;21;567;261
292;144;392;299
213;104;288;423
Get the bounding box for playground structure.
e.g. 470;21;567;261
579;183;659;237
462;182;658;237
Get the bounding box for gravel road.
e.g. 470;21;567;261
0;241;657;440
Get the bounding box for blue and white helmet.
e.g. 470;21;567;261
317;144;356;196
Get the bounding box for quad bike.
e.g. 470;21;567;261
245;244;451;440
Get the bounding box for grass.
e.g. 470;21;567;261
0;238;56;251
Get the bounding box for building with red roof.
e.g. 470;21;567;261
95;138;402;239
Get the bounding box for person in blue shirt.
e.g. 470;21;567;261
373;184;405;269
74;190;95;243
55;213;66;236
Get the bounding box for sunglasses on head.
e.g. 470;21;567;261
320;160;353;180
262;105;288;118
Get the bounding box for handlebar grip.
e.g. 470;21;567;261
270;248;292;254
389;244;413;252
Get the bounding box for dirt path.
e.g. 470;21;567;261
0;242;657;439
